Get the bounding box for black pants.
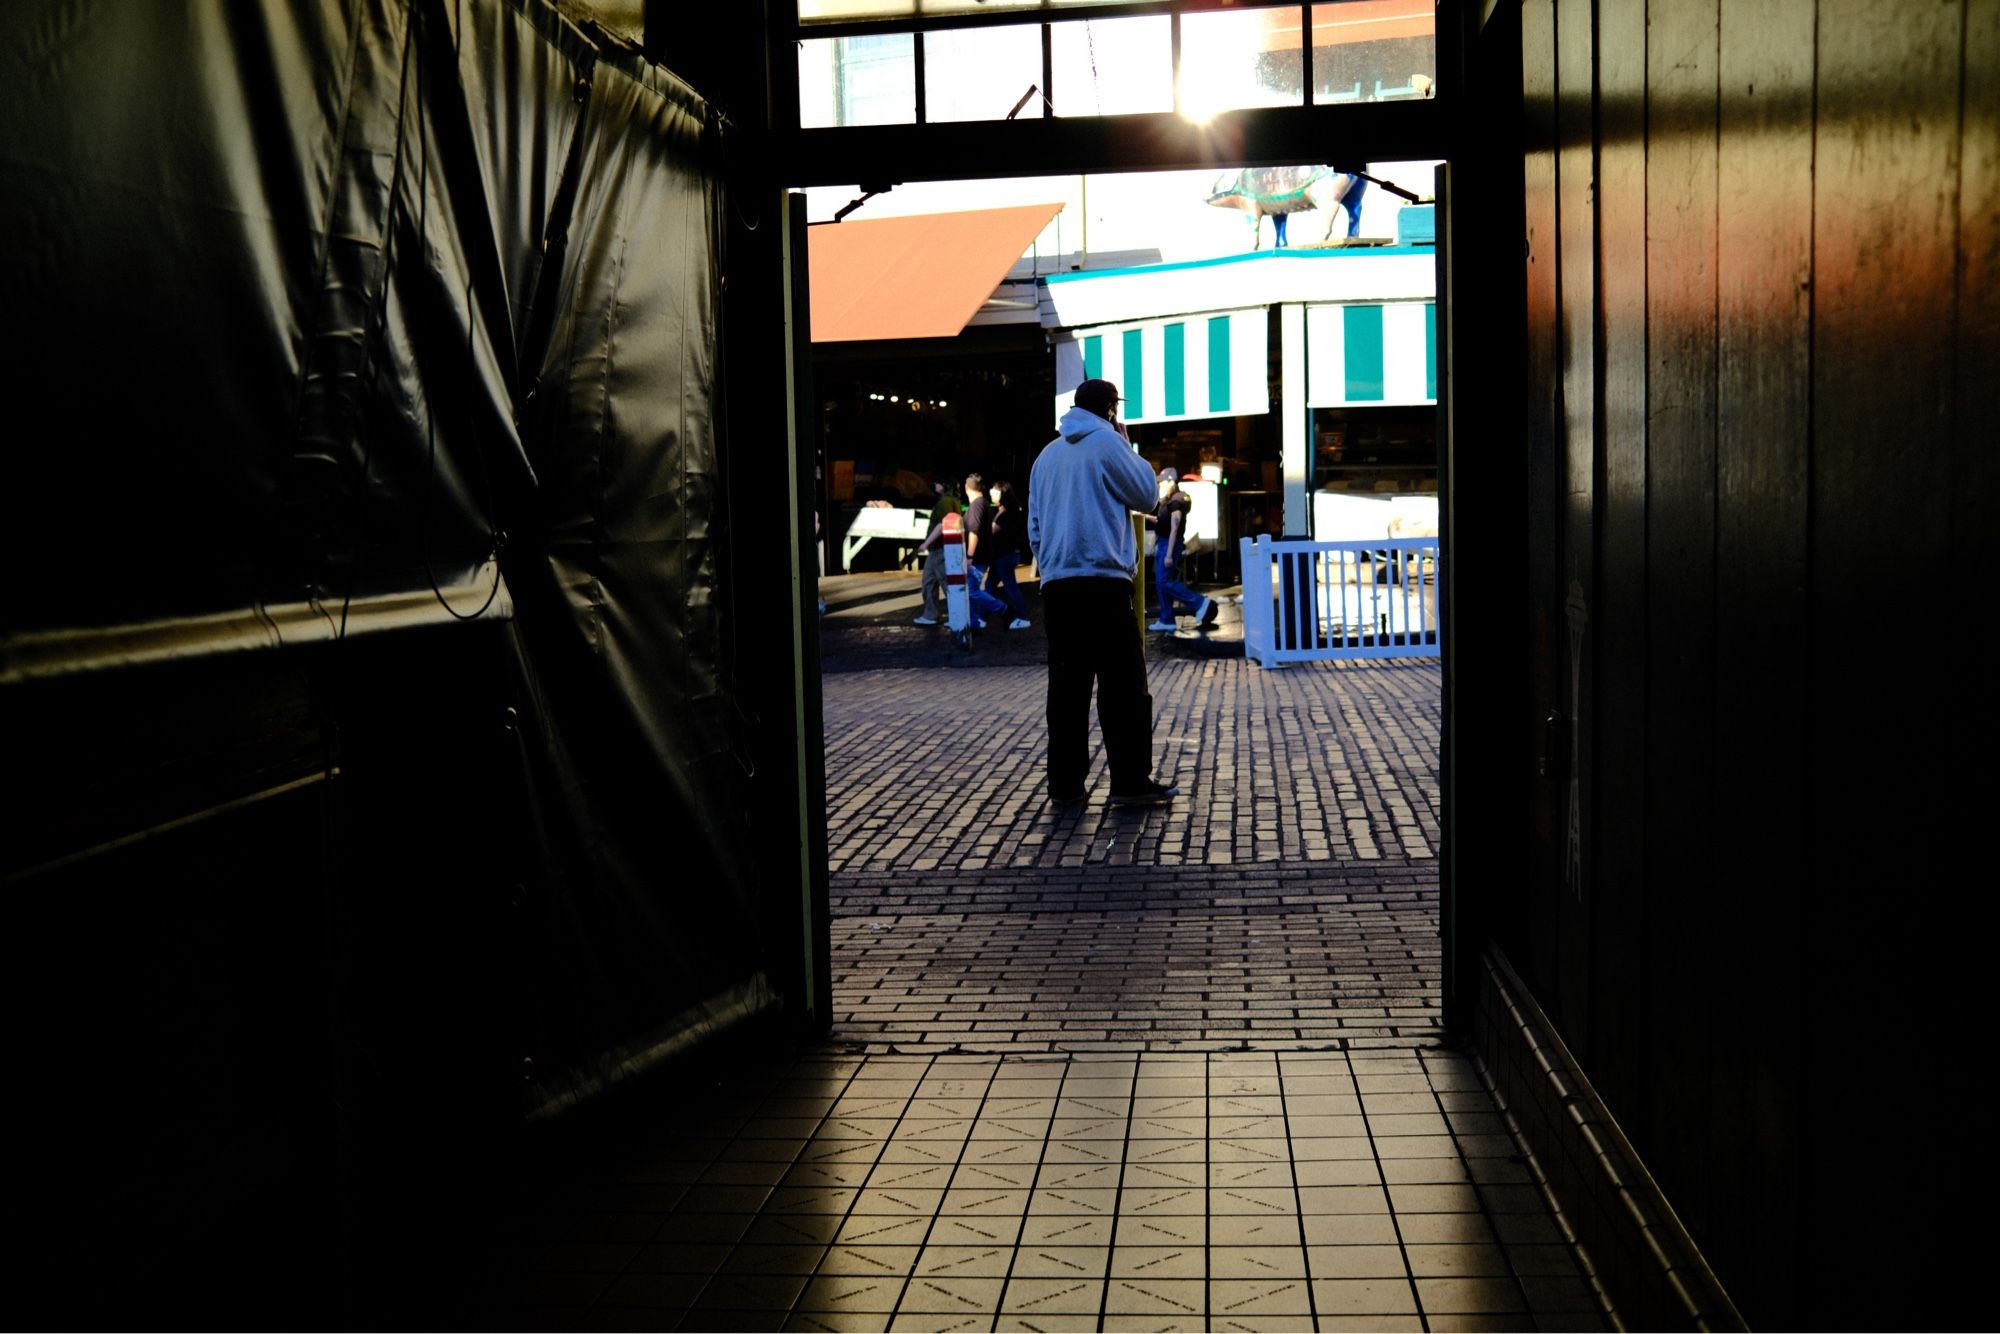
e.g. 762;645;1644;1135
1042;577;1155;796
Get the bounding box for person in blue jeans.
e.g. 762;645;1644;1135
1148;468;1216;632
981;479;1032;627
959;471;1016;630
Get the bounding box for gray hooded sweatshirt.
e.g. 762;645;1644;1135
1027;405;1161;584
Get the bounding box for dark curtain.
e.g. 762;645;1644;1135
1;0;774;1301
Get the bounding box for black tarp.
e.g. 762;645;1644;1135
2;0;774;1146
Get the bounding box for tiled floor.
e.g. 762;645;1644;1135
473;1049;1612;1331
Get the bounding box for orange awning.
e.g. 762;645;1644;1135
808;202;1063;343
1263;1;1435;51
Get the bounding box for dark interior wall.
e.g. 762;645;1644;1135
1499;0;1992;1324
2;0;819;1316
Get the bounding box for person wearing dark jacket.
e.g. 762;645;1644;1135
959;472;1016;631
982;479;1031;627
1148;468;1216;631
1027;379;1178;808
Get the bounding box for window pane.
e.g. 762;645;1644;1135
1178;7;1307;122
924;25;1045;122
1309;0;1438;104
1050;16;1172;117
799;34;917;128
798;0;1139;20
799;0;917;21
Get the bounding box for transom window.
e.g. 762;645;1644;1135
793;1;1438;130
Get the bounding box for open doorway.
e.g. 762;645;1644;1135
800;162;1449;1054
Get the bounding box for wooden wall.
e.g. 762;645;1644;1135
1495;0;1993;1323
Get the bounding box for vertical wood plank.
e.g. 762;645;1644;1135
1709;0;1815;1318
1643;0;1720;1240
1589;0;1648;1125
1955;3;1997;587
1521;0;1565;998
1808;0;1975;1322
1552;0;1597;1048
1936;0;1996;1298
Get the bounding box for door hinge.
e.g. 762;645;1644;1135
1539;711;1567;779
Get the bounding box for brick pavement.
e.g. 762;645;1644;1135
822;660;1441;873
833;864;1439;1052
821;648;1444;1055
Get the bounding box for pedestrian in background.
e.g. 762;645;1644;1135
909;479;956;626
984;480;1031;628
1148;468;1216;632
1028;379;1178;808
960;471;1016;631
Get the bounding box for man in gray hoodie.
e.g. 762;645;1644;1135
1028;379;1179;808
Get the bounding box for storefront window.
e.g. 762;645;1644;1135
799;34;917;128
1050;16;1173;117
924;25;1046;122
1309;0;1437;104
1312;405;1438;493
1178;8;1308;121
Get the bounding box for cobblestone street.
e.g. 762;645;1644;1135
822;636;1445;1054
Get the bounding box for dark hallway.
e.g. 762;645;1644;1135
2;0;1988;1328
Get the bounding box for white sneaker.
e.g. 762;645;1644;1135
1148;619;1177;632
913;615;939;626
1008;618;1031;630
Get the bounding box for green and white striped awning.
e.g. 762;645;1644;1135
1305;301;1436;407
1055;309;1270;426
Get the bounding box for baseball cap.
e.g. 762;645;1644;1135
1158;467;1179;482
1073;378;1121;417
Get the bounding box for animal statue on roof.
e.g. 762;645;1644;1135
1206;166;1368;250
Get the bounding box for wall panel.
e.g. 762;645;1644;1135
1502;0;1990;1323
1803;0;1968;1318
1520;0;1566;999
1589;0;1647;1121
1640;0;1720;1240
1709;0;1815;1316
1552;0;1599;1046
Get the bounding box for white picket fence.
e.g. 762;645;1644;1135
1239;535;1442;666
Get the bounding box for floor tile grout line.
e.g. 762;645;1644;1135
1092;1053;1143;1333
1355;1049;1432;1334
986;1051;1064;1333
1421;1047;1542;1326
884;1053;1004;1329
755;1054;884;1330
1275;1050;1323;1332
643;1052;870;1327
774;1051;933;1331
1197;1051;1216;1329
